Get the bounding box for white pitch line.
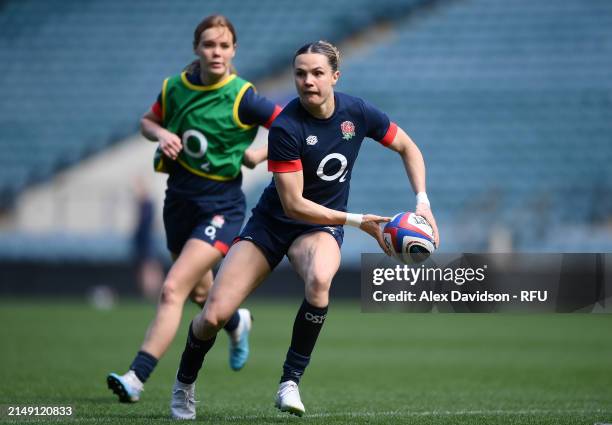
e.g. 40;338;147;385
223;408;612;421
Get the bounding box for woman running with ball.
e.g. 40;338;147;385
169;40;439;419
106;15;281;403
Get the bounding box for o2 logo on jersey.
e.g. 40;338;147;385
317;153;348;183
182;129;210;171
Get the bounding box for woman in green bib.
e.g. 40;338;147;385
107;15;281;403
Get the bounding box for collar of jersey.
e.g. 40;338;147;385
180;72;236;91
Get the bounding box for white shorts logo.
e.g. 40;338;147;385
323;226;336;235
204;225;216;240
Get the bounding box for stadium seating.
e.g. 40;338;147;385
1;0;610;258
0;0;427;205
342;0;612;252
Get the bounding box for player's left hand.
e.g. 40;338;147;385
415;203;440;248
360;214;393;256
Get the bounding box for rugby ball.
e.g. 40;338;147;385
383;212;435;264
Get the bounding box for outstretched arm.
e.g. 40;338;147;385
385;126;440;247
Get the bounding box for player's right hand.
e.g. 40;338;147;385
415;203;440;249
158;130;182;160
359;214;392;256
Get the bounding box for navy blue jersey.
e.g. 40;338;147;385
253;91;397;223
151;72;281;202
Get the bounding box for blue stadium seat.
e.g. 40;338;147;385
0;0;430;205
1;0;610;255
341;0;612;252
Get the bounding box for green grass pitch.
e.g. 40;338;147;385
0;299;611;424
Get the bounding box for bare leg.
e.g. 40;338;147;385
141;239;222;358
193;241;271;339
288;232;341;307
274;232;341;415
188;269;213;308
174;241;270;389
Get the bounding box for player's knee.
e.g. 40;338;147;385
309;271;333;293
159;279;184;306
305;272;332;301
202;306;228;332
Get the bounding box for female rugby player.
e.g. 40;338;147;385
169;40;439;419
106;15;282;403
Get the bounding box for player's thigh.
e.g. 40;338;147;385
170;251;213;302
203;241;270;322
163;238;222;300
288;231;341;294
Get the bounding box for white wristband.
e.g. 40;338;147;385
345;213;364;227
416;192;430;207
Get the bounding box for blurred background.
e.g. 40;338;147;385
0;0;611;300
1;2;611;423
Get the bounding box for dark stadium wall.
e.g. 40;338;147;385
0;261;361;299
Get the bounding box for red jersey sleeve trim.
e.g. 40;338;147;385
379;121;398;147
263;105;283;129
151;101;162;119
268;159;303;172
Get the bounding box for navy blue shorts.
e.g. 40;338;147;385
163;193;245;256
235;210;344;270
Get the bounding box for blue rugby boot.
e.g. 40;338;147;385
228;308;253;371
